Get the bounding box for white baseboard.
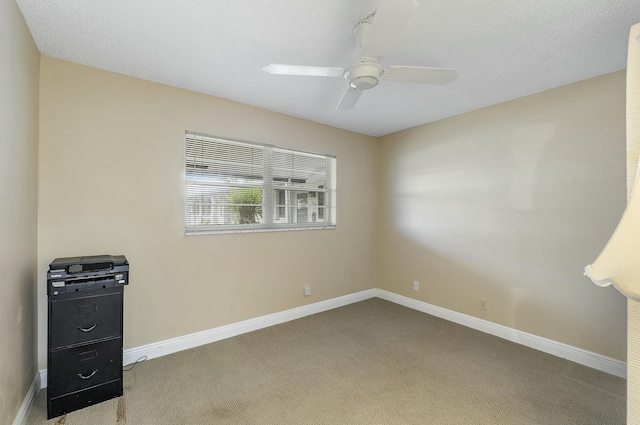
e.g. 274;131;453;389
37;287;625;390
12;372;40;425
374;289;627;378
39;289;377;388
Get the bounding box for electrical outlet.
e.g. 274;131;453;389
304;286;312;296
479;298;488;311
413;281;420;291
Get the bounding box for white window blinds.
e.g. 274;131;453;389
185;132;336;235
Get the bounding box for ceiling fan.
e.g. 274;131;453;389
262;0;458;111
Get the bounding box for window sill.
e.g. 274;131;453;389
185;225;336;236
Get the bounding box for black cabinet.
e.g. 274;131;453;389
47;287;124;418
47;255;129;419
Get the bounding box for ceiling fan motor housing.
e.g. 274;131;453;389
344;62;383;90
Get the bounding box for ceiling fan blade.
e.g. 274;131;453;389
359;0;419;62
262;64;345;77
384;66;459;85
335;88;363;111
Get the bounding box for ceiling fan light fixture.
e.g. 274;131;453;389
350;75;379;90
344;62;383;91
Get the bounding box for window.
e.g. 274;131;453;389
185;132;336;235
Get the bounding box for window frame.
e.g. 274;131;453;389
184;132;337;235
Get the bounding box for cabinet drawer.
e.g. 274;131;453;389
50;292;122;348
48;379;122;419
48;338;122;397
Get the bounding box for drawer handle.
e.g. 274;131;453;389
77;369;98;380
77;324;97;333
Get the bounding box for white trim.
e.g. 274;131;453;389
12;372;40;425
186;224;336;236
38;288;626;389
39;289;377;388
39;369;46;390
374;289;627;378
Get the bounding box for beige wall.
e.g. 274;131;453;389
378;71;628;360
0;0;40;423
37;56;378;369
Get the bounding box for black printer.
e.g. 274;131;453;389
47;254;129;296
46;254;129;418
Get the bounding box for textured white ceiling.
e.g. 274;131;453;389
15;0;640;136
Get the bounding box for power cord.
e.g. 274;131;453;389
123;356;147;371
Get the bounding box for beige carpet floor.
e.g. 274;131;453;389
27;298;625;424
